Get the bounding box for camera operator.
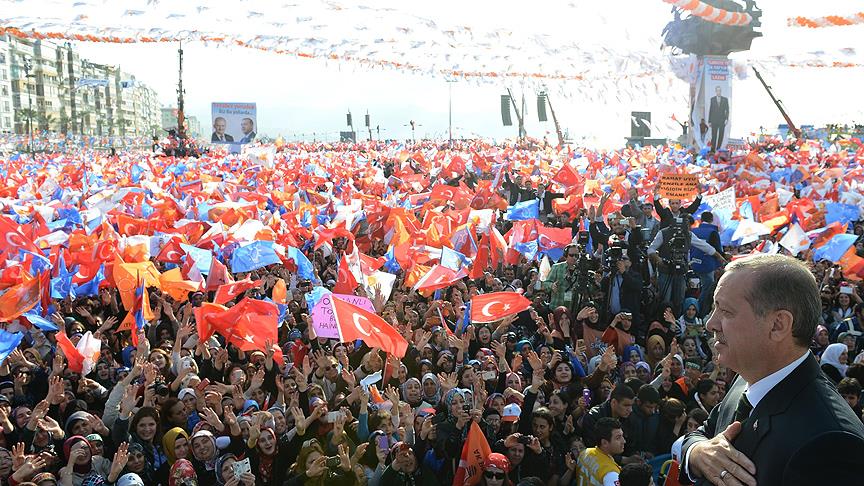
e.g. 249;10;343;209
591;195;654;289
689;211;723;317
647;215;726;310
600;240;644;336
542;238;599;314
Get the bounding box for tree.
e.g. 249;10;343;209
36;113;55;132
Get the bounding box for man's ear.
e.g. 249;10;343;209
767;309;794;343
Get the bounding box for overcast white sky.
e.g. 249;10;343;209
61;0;864;147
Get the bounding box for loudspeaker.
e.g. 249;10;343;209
537;94;547;122
631;111;651;138
365;113;370;127
501;95;512;126
346;113;353;127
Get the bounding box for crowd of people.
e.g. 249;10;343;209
0;137;861;486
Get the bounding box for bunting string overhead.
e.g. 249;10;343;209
788;12;864;28
661;0;753;26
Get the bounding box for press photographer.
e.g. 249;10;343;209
647;215;726;310
592;194;653;289
542;234;600;313
600;238;644;337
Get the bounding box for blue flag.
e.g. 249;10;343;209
305;286;331;312
825;203;861;226
460;302;472;332
285;246;317;282
181;244;214;275
813;233;858;263
0;330;23;367
230;241;282;273
22;312;58;332
50;274;76;299
440;247;470;271
506;199;540;221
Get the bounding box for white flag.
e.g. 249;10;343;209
779;223;810;256
75;331;102;377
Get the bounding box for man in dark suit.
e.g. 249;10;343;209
681;254;864;485
238;117;256;144
211;117;234;143
708;86;729;151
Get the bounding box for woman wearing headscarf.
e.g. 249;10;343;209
434;389;472;485
215;453;255;486
480;452;513;486
400;377;428;410
58;436;111;486
122;442;156;485
420;373;441;407
247;417;305;486
678;298;705;338
169;458;198;486
158;427;191;486
811;325;831;358
821;342;849;385
379;441;439;486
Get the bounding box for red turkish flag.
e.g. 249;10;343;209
413;265;463;293
56;331;85;373
155;237;185;264
334;256;358;294
552;164;581;188
213;278;261;305
205;258;234;292
0;214;41;256
470;292;532;323
194;303;228;342
331;298;408;358
205;298;284;365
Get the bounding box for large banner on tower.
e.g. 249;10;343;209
210;102;257;145
690;57;732;151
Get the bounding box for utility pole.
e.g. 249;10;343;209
447;80;456;144
176;41;186;140
23;56;34;153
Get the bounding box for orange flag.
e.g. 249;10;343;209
453;421;492;486
158;268;200;303
272;278;288;304
0;276;40;322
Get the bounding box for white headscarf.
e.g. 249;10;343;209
821;343;848;376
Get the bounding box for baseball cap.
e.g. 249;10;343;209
501;403;521;422
178;388;196;402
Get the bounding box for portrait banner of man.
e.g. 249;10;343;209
702;57;731;152
210;102;257;145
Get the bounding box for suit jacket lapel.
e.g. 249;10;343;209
732;354;820;456
718;376;746;433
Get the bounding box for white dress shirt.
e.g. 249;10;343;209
744;350;810;412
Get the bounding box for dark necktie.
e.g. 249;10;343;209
734;392;753;423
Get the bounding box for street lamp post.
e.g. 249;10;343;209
23;57;34;153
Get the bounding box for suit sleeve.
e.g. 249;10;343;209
782;431;864;486
685;196;702;214
679;399;720;484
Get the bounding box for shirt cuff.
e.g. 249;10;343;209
683;446;698;482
